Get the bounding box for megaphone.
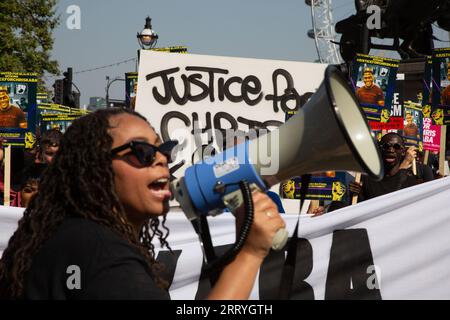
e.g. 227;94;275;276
171;65;383;251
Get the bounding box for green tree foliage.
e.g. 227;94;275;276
0;0;60;79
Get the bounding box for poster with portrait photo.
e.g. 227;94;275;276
351;54;399;128
403;101;423;151
0;72;38;147
125;72;138;109
431;48;450;125
371;75;405;132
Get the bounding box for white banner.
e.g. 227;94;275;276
135;51;327;178
2;178;450;299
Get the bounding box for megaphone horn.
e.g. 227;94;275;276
253;65;383;186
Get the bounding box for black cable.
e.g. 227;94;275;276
71;82;81;94
202;180;254;280
277;174;311;299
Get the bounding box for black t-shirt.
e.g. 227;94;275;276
24;217;170;300
360;164;433;201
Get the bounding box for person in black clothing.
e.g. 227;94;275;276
0;108;285;300
350;132;434;202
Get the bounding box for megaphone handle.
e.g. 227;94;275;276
202;180;255;275
272;228;289;251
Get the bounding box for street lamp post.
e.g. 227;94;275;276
137;16;158;49
105;76;125;108
136;16;159;69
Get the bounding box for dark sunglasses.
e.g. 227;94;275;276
379;142;403;151
111;140;178;168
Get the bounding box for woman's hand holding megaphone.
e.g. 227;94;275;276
235;190;287;258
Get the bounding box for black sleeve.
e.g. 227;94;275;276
420;164;434;182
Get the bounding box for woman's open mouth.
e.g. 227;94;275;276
148;178;172;199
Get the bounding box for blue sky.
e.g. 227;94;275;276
48;0;450;106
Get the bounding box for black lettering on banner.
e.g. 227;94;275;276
242;75;263;106
218;77;225;101
169;74;190;105
145;66;303;109
262;120;284;129
213;112;239;151
160;111;190;142
160;110;282;172
325;229;382;300
188;74;209;102
160;111;190;174
265;69;302;113
195;244;232;300
259;238;314;300
185;66;229;102
192;112;217;161
280;87;301;113
192;112;213;143
237;117;264;131
237;117;283;132
145;67;180;105
156;250;182;288
300;92;314;107
224;76;243;103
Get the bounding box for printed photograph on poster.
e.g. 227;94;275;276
0;72;38;147
371;75;405;131
351;54;399;124
403;101;423;151
125;72;138;109
431;47;450;125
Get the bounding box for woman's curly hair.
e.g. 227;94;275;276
0;108;171;299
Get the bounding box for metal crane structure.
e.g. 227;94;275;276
306;0;343;64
